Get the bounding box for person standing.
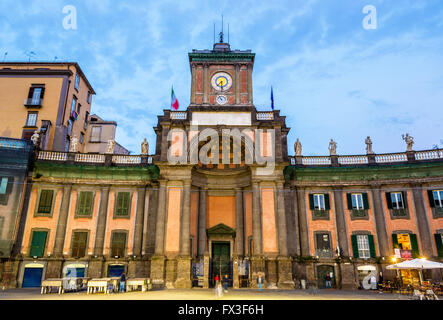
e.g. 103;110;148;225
120;272;126;293
257;273;263;291
223;274;229;293
370;274;377;290
324;274;332;288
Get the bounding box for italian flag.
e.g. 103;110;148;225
171;86;179;110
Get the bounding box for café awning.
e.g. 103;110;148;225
387;258;443;270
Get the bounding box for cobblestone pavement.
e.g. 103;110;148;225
0;288;412;300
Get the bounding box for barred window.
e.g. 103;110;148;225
357;235;370;259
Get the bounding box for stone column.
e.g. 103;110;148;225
203;63;209;104
296;188;309;256
370;186;390;257
154;180;167;255
235;188;245;257
180;180;192;256
93;186;110;256
252;181;262;255
198;187;207;256
133;187;146;256
333;188;349;256
247;64;253;103
235;64;240;104
276;182;288;256
191;63;197;104
411;183;433;258
52;184;72;256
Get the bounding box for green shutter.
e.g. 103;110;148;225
363;193;369;210
392;234;399;249
30;231;47;257
410;234;419;258
385;192;392;209
402;191;408;208
428;191;435;208
346;194;353;210
72;232;87;257
368;235;376;258
325;193;330;210
116;192;130;216
351;235;359;258
111;232;127;257
37;190;53;214
309;194;314;210
78;192;93;216
434;234;443;257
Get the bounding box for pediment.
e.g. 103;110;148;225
206;223;236;237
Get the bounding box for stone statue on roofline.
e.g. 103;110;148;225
365;136;374;154
69;135;79;153
402;133;414;151
294;138;302;156
106;139;116;154
30;130;40;146
141;138;149;155
328;139;337;156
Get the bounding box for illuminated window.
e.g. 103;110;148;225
357;235;370;259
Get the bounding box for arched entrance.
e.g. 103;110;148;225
317;265;336;289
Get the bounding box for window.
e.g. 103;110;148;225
115;192;130;217
77;191;93;216
315;232;331;257
67;119;73;135
351;194;364;210
357;235;370;259
64;136;70;152
90;126;101;142
0;177;13;206
84;111;89;130
26;112;38;127
393;233;419;259
391;192;404;209
29;231;47;257
435;234;443;257
87;91;92;104
72;232;88;257
70;96;77;114
80;132;84;144
74;74;80;91
314;194;325;210
111;232;127;257
432;190;443;207
26;86;45;106
77;103;81;114
0;178;7;194
37;190;54;214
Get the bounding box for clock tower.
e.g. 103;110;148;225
188;33;255;107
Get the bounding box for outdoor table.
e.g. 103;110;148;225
87;278;113;294
41;278;64;294
63;277;87;292
126;278;152;292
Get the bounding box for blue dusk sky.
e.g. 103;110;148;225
1;0;442;155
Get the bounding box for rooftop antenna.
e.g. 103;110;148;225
25;51;36;62
54;56;58;62
218;14;224;43
2;52;7;62
213;23;216;44
228;23;230;43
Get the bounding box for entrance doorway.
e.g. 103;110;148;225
107;264;125;277
22;266;44;288
317;265;336;289
210;242;231;288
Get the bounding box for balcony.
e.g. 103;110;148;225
24;98;43;108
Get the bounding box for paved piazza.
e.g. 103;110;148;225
0;288;412;300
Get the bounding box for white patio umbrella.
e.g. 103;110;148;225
387;259;443;284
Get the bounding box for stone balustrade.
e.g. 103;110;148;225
256;111;274;120
375;152;408;163
170;111;187;120
37;151;153;166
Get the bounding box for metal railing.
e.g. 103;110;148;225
24;98;43;106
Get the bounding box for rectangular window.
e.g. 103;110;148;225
351;193;364;210
72;232;88;257
26;112;38;127
77;103;81;114
80;132;84;144
67;119;73;136
391;192;404;209
74;74;80;91
115;192;130;216
90;126;101;142
29;231;47;257
84;111;89;130
314;194;325;210
316;233;331;257
357;235;370;259
433;190;443;207
0;178;7;194
111;232;127;257
37;190;54;214
87;91;92;104
70;96;77;114
77;191;93;216
32;87;42;104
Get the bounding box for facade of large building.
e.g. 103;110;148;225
0;40;442;290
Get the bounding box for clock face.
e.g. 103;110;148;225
211;72;233;91
216;94;228;105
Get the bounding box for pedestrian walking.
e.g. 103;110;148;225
119;272;126;292
223;274;229;293
370;274;377;290
257;272;263;291
324;274;332;288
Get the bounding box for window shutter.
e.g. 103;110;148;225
27;87;34;99
38;190;53;214
385;192;392;209
434;234;443;257
346;193;352;210
86;192;93;214
363;193;369;210
30;231;47;257
40;87;45;99
410;234;419;258
308;194;314;210
427;190;435;208
392;234;399;249
402;191;408;208
325;193;330;210
368;235;376;258
351;235;359;258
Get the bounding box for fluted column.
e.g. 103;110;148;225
133;186;146;256
333;188;349;256
276;182;288;256
94;186;110;256
252;181;262;255
370;185;390;257
296;188;309;256
180;180;192;256
411;183;433;258
154;180;167;255
53;184;72;256
235;188;245;256
198;187;207;256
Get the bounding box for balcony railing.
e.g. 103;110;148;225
256;112;274;121
75;153;105;163
375;153;408;163
38;151;68;161
24;98;43;107
302;156;332;166
171;111;187;120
